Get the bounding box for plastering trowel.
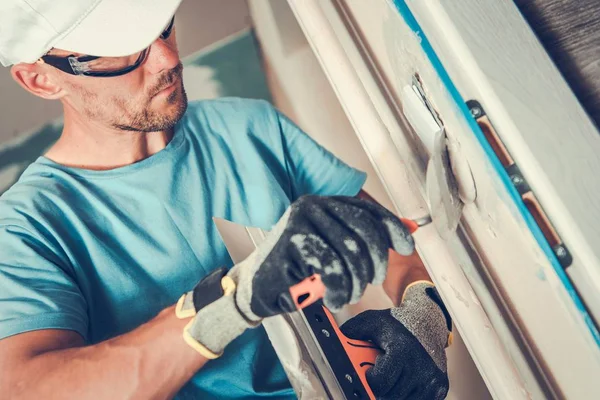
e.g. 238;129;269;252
402;75;476;238
213;215;431;399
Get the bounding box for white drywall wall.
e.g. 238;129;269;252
0;0;251;147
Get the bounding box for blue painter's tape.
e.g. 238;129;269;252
391;0;600;345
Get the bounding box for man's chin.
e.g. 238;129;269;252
166;81;185;104
115;86;188;133
167;83;188;122
152;83;188;128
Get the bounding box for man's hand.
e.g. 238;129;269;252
179;194;416;357
340;282;452;400
237;194;416;319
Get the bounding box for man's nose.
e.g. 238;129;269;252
143;36;180;74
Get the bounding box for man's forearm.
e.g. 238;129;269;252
9;305;207;400
384;250;432;306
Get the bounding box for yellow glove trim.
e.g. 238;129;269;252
221;276;236;296
175;294;196;319
178;276;238;359
182;320;222;359
401;280;434;303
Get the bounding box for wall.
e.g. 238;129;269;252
175;0;251;59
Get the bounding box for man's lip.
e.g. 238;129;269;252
155;77;179;95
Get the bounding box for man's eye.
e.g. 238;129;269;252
160;18;175;40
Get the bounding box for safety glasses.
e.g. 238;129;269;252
40;17;175;77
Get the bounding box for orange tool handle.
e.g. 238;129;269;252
322;306;381;400
289;273;326;309
400;217;420;234
288;289;382;399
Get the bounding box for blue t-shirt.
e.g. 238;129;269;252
0;98;366;399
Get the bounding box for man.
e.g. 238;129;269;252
0;1;451;399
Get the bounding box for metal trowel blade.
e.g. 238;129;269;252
426;129;463;239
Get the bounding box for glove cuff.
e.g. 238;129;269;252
401;280;453;342
176;268;260;359
394;281;452;372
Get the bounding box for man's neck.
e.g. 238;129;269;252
45;107;173;171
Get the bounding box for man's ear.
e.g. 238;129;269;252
10;62;66;100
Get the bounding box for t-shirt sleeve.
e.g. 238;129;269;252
273;108;367;199
0;224;88;341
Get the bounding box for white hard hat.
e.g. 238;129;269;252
0;0;183;67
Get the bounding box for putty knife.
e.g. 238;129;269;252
402;77;467;238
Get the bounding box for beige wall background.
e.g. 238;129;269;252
0;0;251;147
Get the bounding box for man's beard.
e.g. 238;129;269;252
113;63;188;133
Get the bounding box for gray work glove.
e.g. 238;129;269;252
177;195;415;358
341;282;452;400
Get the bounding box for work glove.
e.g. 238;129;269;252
341;281;452;400
176;195;415;359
